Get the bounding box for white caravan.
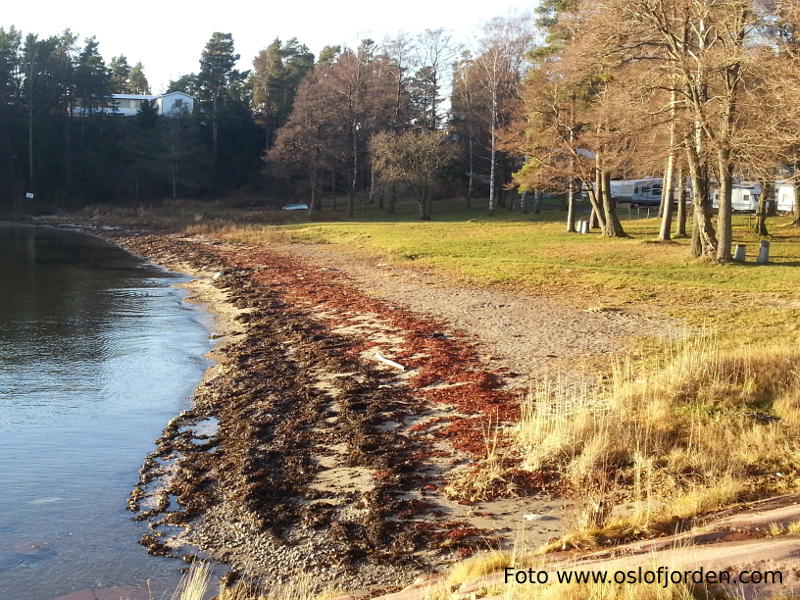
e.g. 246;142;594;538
610;178;663;206
775;181;797;213
711;184;761;212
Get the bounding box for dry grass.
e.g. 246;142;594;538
494;580;722;600
171;562;211;600
445;550;513;587
443;418;526;503
517;335;800;551
765;519;800;537
444;553;728;600
167;564;326;600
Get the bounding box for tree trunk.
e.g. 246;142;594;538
767;183;777;217
426;185;433;218
685;133;716;258
64;108;72;196
308;168;318;214
27;91;34;195
691;217;701;256
368;163;375;205
588;169;606;230
715;152;733;263
676;162;687;237
566;179;576;233
600;170;627;237
658;163;675;241
467;135;474;208
533;190;542;214
659;89;678;241
212;95;219;168
521;191;528;214
488;95;497;216
348;123;357;218
419;186;431;220
330;171;338;211
388;184;396;214
753;180;771;236
590;206;601;229
792;177;800;226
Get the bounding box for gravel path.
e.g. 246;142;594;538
270;241;679;384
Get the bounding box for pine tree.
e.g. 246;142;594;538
129;61;150;94
109;55;131;93
197;32;240;167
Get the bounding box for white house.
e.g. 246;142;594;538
74;91;194;117
153;92;194;116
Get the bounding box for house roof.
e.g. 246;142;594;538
111;94;157;100
110;92;196;101
160;91;195;99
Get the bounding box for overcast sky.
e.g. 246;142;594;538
5;0;538;94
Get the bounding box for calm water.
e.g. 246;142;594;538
0;225;213;599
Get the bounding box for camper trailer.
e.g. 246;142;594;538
610;178;663;206
711;184;761;212
775;181;797;213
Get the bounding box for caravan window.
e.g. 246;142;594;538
642;186;650;194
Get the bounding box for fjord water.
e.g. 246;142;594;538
0;225;212;599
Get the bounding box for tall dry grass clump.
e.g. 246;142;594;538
171;562;212;600
168;563;325;600
517;336;800;547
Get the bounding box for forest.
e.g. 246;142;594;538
2;0;800;263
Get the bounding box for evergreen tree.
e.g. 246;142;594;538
128;61;150;94
109;55;131;92
167;73;198;96
251;37;313;148
317;45;341;64
196;32;240;168
74;36;110;114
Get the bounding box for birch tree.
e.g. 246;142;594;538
475;14;534;216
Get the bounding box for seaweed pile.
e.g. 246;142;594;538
115;233;532;587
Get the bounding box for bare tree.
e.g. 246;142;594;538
413;28;459;131
475;13;534;216
370;129;456;219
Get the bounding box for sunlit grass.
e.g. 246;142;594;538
517;335;800;553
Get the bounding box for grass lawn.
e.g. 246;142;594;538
162;197;798;350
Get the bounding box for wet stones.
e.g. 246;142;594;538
139;534;171;557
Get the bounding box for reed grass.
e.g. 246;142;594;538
516;334;800;551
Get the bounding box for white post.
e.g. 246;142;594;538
757;241;770;264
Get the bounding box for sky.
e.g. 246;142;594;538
5;0;538;94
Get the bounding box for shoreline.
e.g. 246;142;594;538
62;226;554;591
